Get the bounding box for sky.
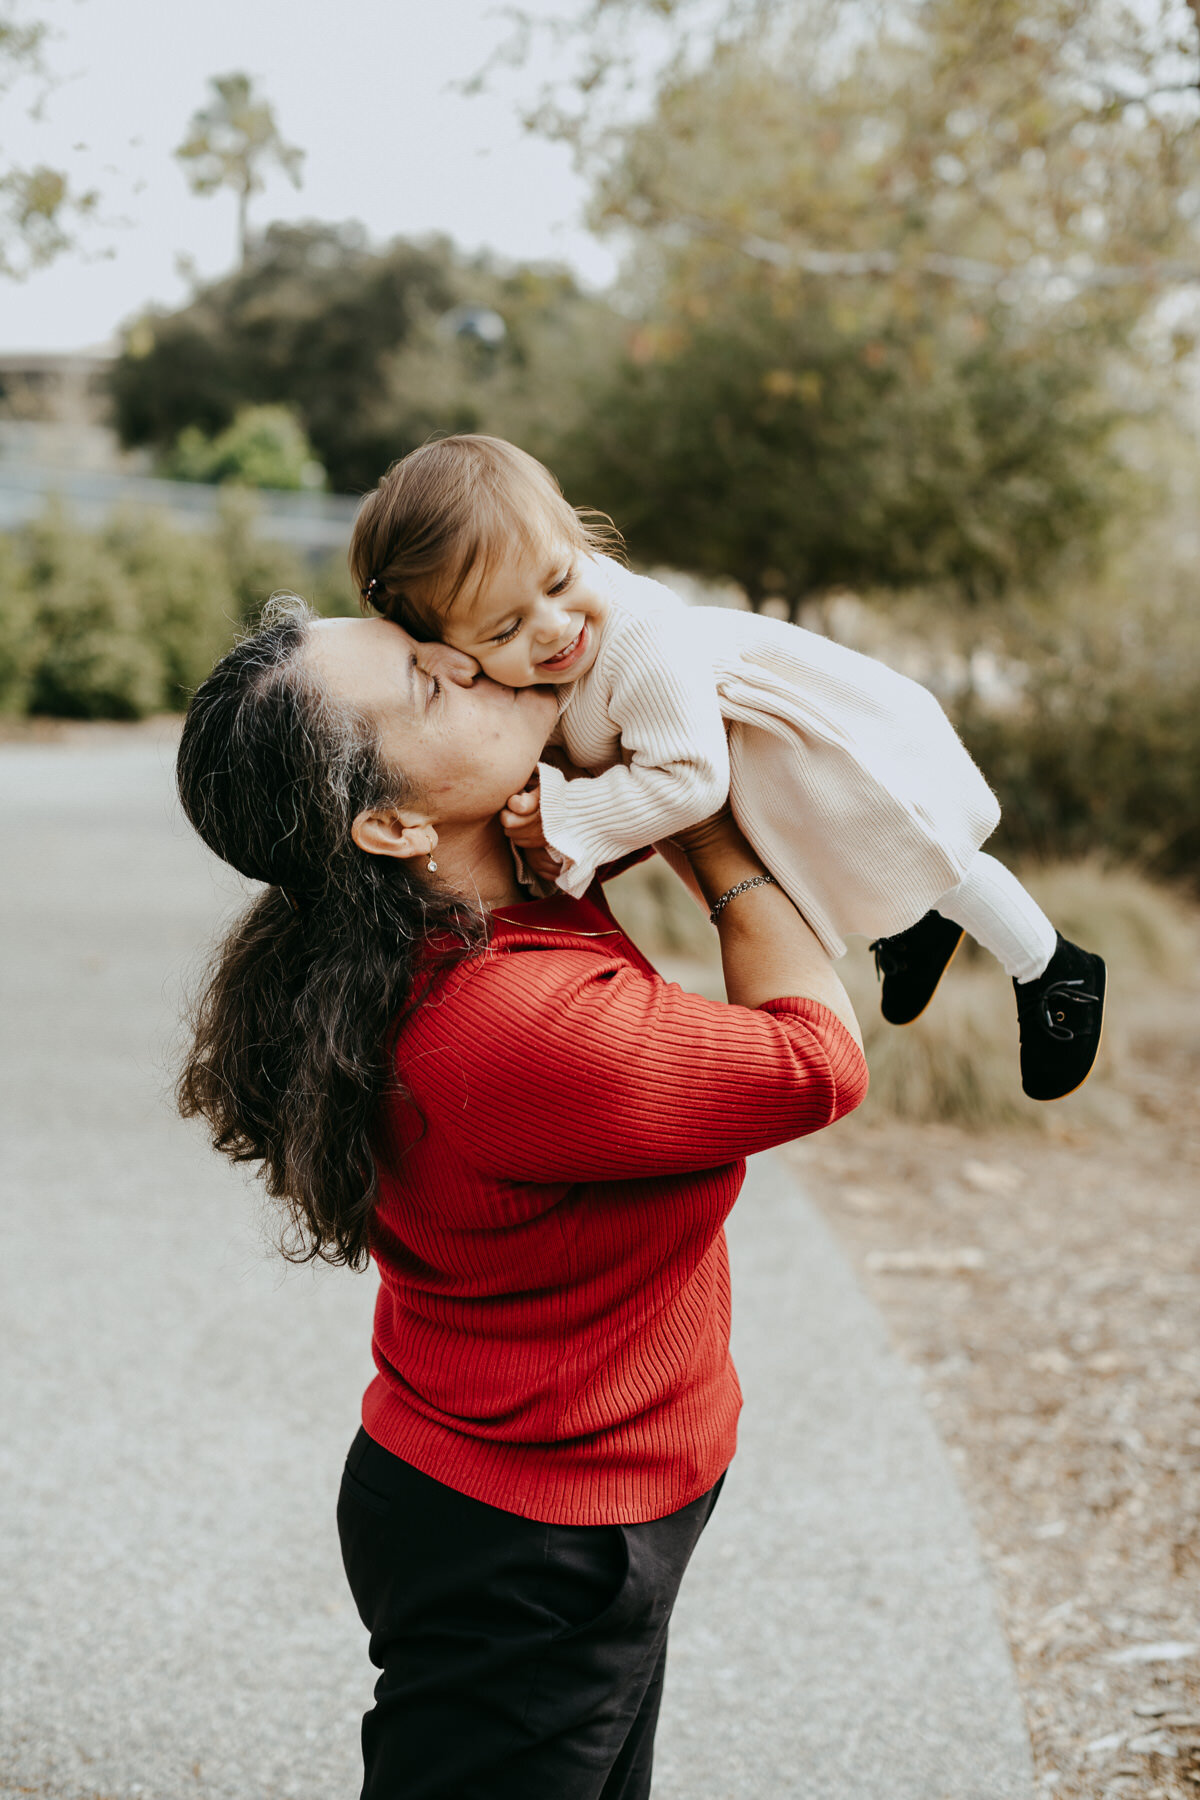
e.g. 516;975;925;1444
0;0;627;352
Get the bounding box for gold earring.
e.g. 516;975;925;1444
427;856;438;873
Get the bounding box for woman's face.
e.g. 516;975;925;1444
304;616;557;823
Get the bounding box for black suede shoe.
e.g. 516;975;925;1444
869;911;966;1026
1014;933;1107;1101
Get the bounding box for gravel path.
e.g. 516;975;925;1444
0;736;1033;1800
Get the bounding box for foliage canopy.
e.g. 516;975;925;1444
110;222;623;494
0;3;97;278
555;286;1122;610
496;0;1200;602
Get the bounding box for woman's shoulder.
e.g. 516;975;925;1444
403;907;637;1036
391;925;652;1110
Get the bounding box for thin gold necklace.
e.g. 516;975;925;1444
490;910;620;937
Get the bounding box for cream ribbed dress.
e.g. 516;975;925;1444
536;556;1001;959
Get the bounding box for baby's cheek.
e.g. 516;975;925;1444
487;648;540;688
470;645;508;682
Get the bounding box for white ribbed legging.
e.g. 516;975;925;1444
935;852;1057;983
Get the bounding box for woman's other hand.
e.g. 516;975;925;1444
670;805;862;1047
667;803;741;864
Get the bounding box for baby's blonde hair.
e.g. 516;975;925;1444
350;435;623;638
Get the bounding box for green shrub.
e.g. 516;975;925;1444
954;582;1200;888
163;404;325;491
22;514;168;719
210;488;304;625
0;502;357;718
101;510;240;695
962;680;1200;886
0;536;36;713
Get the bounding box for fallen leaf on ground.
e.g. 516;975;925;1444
1124;1730;1179;1755
1106;1642;1199;1665
963;1159;1023;1194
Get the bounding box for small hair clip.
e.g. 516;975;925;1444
281;887;304;915
361;575;381;605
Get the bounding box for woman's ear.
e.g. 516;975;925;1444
351;808;438;864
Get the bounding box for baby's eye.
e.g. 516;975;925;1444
548;566;575;597
491;619;522;645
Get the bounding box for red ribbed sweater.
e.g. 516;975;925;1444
363;873;868;1526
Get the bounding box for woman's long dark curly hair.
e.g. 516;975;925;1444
175;595;484;1269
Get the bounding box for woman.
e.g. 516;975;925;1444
176;595;868;1800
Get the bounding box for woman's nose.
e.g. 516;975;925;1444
419;641;479;687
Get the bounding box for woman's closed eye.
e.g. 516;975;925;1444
410;652;442;706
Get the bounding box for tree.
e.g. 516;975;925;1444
110;222;623;493
488;0;1200;602
1;3;97;278
555;284;1120;614
175;72;304;266
503;0;1200;302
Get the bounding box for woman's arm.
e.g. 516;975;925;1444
672;809;863;1048
397;941;866;1186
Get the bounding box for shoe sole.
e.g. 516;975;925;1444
886;927;965;1027
1025;961;1108;1103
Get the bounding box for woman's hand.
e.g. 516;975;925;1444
667;803;743;865
669;804;862;1046
501;786;563;885
668;804;765;911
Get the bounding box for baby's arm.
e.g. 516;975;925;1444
535;608;730;898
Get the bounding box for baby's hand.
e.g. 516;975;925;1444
500;786;546;846
501;787;562;884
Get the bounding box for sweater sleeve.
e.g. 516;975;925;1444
537;605;730;900
398;949;868;1183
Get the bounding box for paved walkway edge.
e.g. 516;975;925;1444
655;1151;1036;1800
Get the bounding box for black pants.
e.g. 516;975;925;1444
337;1430;723;1800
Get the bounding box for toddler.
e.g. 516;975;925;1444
351;435;1105;1102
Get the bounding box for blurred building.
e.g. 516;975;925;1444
0;345;135;473
0;344;358;556
0;346;112;424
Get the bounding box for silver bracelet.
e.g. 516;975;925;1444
709;873;776;924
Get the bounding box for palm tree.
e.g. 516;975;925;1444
175;73;304;266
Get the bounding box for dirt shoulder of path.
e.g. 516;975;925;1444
783;990;1200;1800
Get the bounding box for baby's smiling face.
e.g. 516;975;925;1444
441;541;608;688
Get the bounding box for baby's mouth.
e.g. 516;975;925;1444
537;625;588;674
